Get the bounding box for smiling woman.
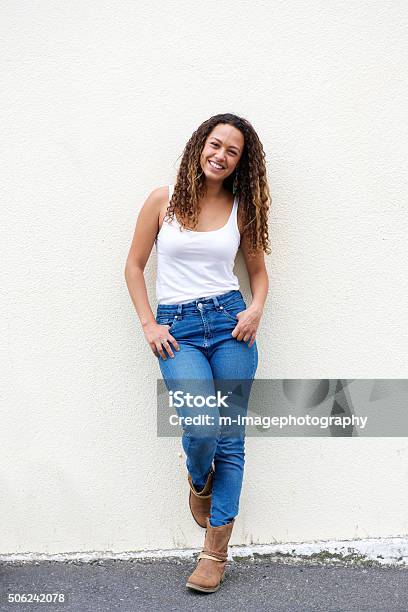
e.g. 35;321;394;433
124;112;271;595
167;118;271;253
206;136;241;172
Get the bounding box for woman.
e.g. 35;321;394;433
125;113;271;593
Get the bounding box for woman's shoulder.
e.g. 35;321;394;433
148;185;171;203
148;185;172;232
145;185;171;215
138;186;171;232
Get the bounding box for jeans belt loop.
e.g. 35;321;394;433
176;303;183;320
212;295;221;311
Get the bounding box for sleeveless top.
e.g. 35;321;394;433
154;184;241;304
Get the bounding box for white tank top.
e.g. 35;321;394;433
155;185;241;304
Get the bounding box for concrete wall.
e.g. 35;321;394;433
1;1;408;554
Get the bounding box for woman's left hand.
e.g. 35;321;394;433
231;304;263;347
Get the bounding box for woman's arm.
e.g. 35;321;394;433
124;186;180;359
231;224;269;346
240;228;269;314
124;186;165;325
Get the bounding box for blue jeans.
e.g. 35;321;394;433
155;290;258;526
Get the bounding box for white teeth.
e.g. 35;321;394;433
209;160;223;169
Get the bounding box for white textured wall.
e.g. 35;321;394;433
1;1;408;554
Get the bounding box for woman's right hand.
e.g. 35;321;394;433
143;322;180;360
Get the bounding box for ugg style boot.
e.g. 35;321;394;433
188;469;213;528
186;518;235;593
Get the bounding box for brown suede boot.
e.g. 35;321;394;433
186;518;235;593
188;469;213;528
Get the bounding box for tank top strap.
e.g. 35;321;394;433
232;193;238;214
231;193;239;234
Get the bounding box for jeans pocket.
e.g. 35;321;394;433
220;300;246;322
155;314;178;331
221;308;239;322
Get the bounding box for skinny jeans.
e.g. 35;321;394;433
155;289;258;526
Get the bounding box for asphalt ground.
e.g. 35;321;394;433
1;557;408;612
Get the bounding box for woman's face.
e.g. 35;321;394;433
199;123;244;183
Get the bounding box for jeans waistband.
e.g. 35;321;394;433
156;289;243;315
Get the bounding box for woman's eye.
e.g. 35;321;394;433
210;142;236;156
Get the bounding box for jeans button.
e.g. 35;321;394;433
197;302;203;308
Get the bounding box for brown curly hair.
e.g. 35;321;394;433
166;113;272;257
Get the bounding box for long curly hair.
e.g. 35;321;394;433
166;113;272;256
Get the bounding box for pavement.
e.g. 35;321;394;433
1;556;408;612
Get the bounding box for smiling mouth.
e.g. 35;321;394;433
208;160;225;171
